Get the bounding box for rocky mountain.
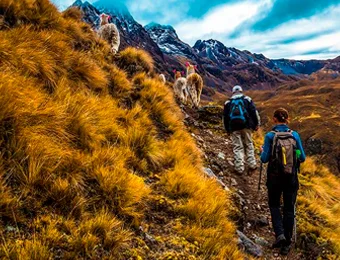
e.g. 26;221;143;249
193;39;271;68
192;39;337;76
270;59;326;75
71;0;340;97
145;23;197;60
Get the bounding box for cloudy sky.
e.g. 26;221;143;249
53;0;340;60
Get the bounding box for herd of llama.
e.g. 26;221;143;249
98;13;204;108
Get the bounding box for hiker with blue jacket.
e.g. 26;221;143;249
261;108;306;255
223;85;260;174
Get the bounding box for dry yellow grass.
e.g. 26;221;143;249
298;158;340;258
116;47;154;77
0;0;242;258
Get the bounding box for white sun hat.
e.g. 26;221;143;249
232;85;243;93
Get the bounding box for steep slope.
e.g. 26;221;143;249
0;1;242;259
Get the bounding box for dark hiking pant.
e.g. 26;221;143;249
267;175;298;243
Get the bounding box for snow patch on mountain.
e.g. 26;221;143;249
145;22;197;59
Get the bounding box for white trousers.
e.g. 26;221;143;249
231;129;257;173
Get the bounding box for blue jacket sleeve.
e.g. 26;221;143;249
261;133;272;163
293;132;306;162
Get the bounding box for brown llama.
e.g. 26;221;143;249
185;62;203;108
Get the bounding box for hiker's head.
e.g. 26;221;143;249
232;85;243;94
273;108;289;124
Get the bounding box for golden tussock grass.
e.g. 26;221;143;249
0;0;242;258
116;47;154;77
297;157;340;258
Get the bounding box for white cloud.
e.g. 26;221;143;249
175;0;271;43
226;5;340;59
174;1;340;59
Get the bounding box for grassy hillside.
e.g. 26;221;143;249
0;1;242;259
298;158;340;258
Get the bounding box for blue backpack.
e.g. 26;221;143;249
229;97;247;130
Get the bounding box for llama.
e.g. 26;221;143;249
159;74;166;83
185;62;203;108
172;70;188;104
97;14;120;54
173;70;185;80
186;62;197;77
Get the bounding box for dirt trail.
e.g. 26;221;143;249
184;106;305;260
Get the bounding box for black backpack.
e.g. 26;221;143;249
229;97;247;130
268;130;298;176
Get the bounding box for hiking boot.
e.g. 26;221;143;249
280;243;291;255
272;234;286;248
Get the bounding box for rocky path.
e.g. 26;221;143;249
184;106;304;260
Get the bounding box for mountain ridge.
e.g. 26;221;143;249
70;0;340;96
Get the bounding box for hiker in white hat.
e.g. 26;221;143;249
223;85;260;174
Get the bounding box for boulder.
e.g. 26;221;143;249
203;167;229;191
237;230;263;257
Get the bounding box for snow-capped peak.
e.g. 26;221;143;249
145;22;178;39
145;22;197;59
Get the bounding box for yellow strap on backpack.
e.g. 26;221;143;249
282;147;287;165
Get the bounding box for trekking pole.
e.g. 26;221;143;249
293;161;300;246
294;203;297;245
258;161;263;192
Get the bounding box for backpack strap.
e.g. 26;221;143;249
271;131;278;157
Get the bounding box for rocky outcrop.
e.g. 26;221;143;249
237;230;263;257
